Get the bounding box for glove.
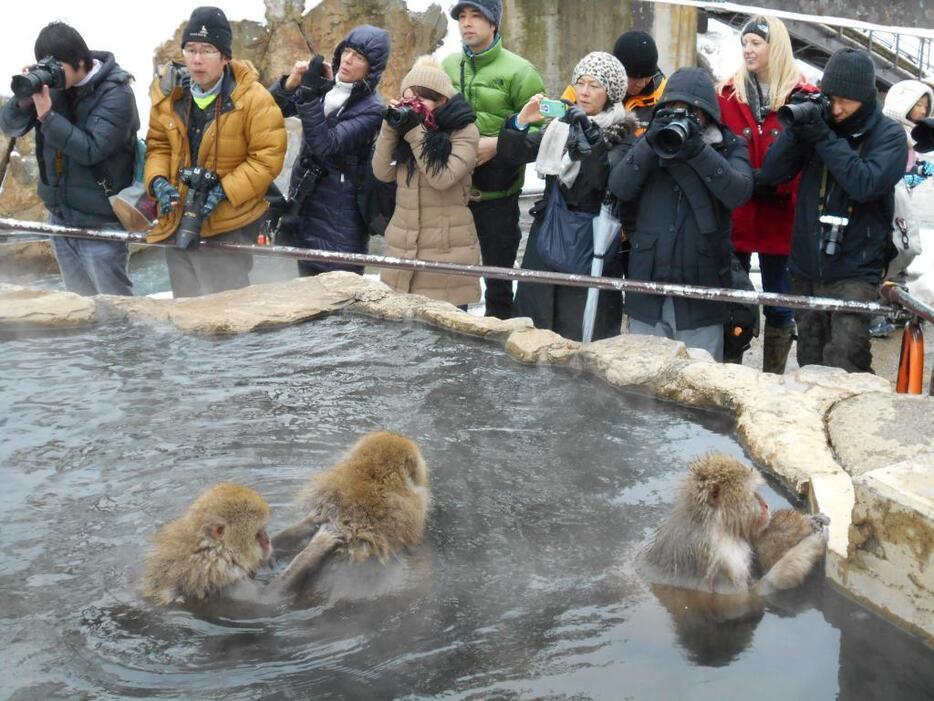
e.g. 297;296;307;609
564;105;602;146
791;112;830;144
151;176;180;216
677;121;705;160
200;183;226;218
647;108;703;161
751;169;782;200
297;54;333;102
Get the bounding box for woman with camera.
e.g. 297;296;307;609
269;25;389;277
716;15;817;372
499;52;635;341
372;56;481;308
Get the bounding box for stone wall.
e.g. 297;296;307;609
0;104;46;223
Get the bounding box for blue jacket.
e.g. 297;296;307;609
270;26;389;269
759;103;907;284
0;51;139;227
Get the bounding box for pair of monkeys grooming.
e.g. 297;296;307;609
141;434;826;606
140;431;429;605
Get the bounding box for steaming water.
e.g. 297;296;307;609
1;315;932;700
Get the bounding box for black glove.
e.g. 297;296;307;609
751;169;783;201
677;120;705;160
297;54;333;102
647;108;703;161
791;111;830;144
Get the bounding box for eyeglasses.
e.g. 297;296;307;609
182;47;221;58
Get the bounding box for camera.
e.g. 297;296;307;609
777;93;830;128
176;166;220;250
653;108;700;158
11;56;66;99
384;105;417;130
819;214;849;256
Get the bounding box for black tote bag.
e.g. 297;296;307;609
534;181;596;275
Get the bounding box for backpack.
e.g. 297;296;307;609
887;179;923;278
353;139;396;237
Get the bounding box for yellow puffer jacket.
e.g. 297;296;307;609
144;60;286;242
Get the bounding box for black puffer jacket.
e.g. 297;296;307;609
608;68;753;331
759;102;907;284
0;51;138;227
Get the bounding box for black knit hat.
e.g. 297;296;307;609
450;1;503;27
182;6;232;58
821;48;877;103
613;30;658;79
656;67;721;123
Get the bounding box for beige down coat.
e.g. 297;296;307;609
372;120;482;305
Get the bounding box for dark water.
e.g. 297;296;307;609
1;315;931;701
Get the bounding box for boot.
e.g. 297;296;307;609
762;322;795;374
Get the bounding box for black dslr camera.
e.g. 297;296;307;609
176;166;220;250
11;56;66;99
384;105;417;130
653;107;701;158
777;93;830;128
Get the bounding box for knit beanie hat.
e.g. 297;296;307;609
450;1;503;27
821;48;877;103
572;52;628;107
401;55;456;99
741;16;770;43
182;6;232;58
613;30;658;79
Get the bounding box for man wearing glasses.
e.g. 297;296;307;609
144;6;286;297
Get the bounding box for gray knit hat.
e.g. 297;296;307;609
450;1;503;27
572;52;628;107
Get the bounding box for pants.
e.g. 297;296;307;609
469;194;521;319
49;216;132;297
164;218;260;298
735;251;794;328
629;298;724;361
790;275;876;373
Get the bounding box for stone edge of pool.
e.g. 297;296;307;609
2;273;932;644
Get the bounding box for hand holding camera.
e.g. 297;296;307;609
297;54;334;102
200;183;226;218
647;107;704;161
151;176;181;216
384;99;425;135
175;167;221;250
11;56;65;100
779;92;831;144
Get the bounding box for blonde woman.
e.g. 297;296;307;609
717;16;816;372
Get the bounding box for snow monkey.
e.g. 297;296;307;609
272;431;430;569
140;483;339;605
645;453;829;596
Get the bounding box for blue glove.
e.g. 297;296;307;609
200;183;226;218
151;176;180;216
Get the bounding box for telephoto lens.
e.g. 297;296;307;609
176;167;220;250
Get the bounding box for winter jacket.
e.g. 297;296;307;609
608;69;753;330
759;102;908;285
443;36;545;200
499;109;636;340
373;98;482;306
145;60;286;242
0;51;138;228
883;79;934;152
269;25;388;269
717;78;816;255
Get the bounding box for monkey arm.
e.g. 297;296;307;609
750;521;829;597
271;515;320;554
274;527;341;594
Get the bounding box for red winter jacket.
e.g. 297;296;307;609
717;78;816;255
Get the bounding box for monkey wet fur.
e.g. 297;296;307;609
645;453;829;596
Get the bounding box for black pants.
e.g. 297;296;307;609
790;275;876;373
469;194;521;319
165;218;259;298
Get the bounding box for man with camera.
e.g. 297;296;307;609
443;0;545;319
759;48;907;372
608;68;754;361
145;6;286;297
1;22;138;296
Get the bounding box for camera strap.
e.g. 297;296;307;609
816;166;852;221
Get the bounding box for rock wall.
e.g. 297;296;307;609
0;103;47;223
152;0;448;100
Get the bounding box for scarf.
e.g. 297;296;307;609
191;74;223;110
536;102;630;187
323;80;354;116
393;94;476;184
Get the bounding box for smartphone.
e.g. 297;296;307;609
539;98;567;118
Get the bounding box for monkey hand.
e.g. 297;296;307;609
313;524;344;549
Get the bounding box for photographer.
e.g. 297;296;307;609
759;48;906;372
269;25;389;277
0;22;137;296
608;68;753;361
145;6;286;298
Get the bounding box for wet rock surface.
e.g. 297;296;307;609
0;283;95;329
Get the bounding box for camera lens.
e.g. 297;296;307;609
777;101;821;128
655;120;689;158
11;72;43;99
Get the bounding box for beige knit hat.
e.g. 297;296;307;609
401;55;455;99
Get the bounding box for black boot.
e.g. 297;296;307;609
763;322;795;374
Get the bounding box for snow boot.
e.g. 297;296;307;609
762;322;795;374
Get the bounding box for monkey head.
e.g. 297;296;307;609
683;453;770;541
188;483;273;574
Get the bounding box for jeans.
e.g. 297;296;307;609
164;218;260;298
49;216;133;296
790;275;876;373
735;251;793;328
629;298;724;361
469;194;521;319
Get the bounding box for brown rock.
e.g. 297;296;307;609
0;283;96;329
0;115;46;223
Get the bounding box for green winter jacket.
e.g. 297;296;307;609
443;37;545;200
